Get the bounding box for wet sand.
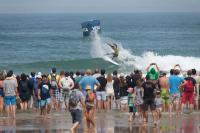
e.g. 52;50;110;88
0;110;200;133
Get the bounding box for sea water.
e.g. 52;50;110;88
0;13;200;74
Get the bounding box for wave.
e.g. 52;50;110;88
90;31;200;72
0;58;119;74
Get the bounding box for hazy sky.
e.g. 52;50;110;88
0;0;200;13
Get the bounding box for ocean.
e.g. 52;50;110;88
0;12;200;74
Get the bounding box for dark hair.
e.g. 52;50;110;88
170;69;174;75
65;71;70;77
0;72;5;80
76;71;80;76
134;70;140;74
174;69;180;75
80;71;85;76
60;70;65;76
42;74;47;78
113;70;118;76
21;73;27;81
52;67;56;73
70;71;74;76
100;69;106;75
187;70;192;76
7;70;13;77
30;72;35;77
192;69;196;75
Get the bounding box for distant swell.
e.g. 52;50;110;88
0;58;119;74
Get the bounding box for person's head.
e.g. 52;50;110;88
70;71;74;77
191;69;196;75
107;73;113;82
134;70;140;75
74;83;80;90
42;74;48;82
150;68;156;75
30;72;35;78
94;69;99;74
127;87;133;94
60;70;65;77
80;71;85;76
113;70;118;76
85;69;92;76
76;70;80;76
119;73;124;78
174;69;180;75
156;91;161;98
21;73;27;81
65;71;70;77
0;72;5;80
187;70;192;76
170;69;174;75
52;67;56;74
7;70;13;78
100;69;106;75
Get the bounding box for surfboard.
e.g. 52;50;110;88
103;56;120;66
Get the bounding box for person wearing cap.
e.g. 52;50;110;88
79;69;100;97
38;74;51;117
85;85;96;133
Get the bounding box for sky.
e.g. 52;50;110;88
0;0;200;13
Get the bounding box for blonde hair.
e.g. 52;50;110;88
107;73;113;82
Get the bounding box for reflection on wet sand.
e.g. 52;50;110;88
0;111;200;133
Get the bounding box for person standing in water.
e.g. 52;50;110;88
106;43;119;59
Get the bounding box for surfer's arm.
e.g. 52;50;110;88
106;43;113;47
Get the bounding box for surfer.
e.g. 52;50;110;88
106;43;119;59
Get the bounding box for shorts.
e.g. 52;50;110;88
0;89;4;97
143;99;155;111
129;106;137;113
136;99;143;106
52;89;60;101
70;109;82;123
4;96;16;106
62;89;71;102
96;91;107;101
170;93;180;104
40;98;51;107
161;88;170;105
106;88;114;97
181;92;194;104
120;96;128;105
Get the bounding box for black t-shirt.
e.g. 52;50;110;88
97;75;107;91
142;81;156;99
39;82;51;100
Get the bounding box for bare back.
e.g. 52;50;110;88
159;76;169;90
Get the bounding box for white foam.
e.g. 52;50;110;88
90;30;200;72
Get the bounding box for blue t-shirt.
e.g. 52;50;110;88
79;76;99;95
169;75;184;94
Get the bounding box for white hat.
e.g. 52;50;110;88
36;72;42;79
120;73;124;77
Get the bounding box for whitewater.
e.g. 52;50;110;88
90;32;200;72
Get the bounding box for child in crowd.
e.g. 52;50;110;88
135;79;144;122
127;87;137;122
155;90;163;123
